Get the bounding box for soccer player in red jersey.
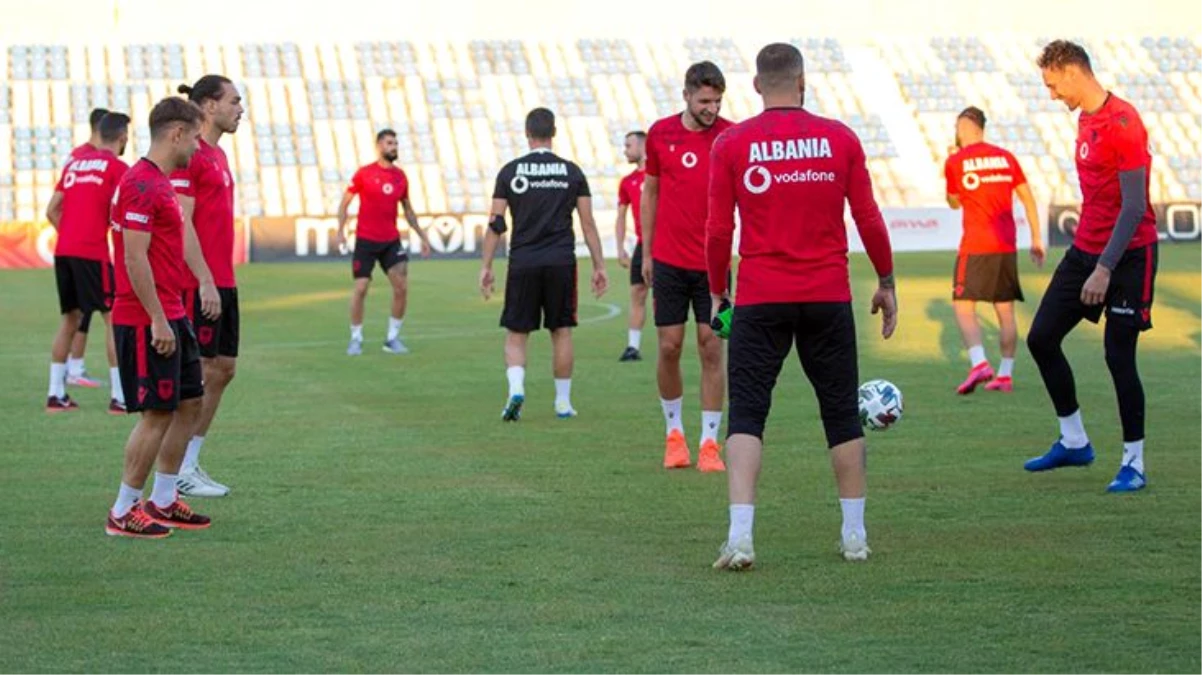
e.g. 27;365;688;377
944;106;1045;394
641;61;734;472
105;98;221;538
172;75;244;497
63;107;111;388
43;112;130;413
336;129;433;356
706;43;897;569
1023;41;1159;493
615;130;647;362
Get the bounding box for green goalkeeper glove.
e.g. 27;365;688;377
710;298;733;340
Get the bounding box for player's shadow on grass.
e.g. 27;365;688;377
925;298;1001;365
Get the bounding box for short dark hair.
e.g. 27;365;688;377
526;107;555;140
1037;40;1093;73
376;128;397;142
755;43;805;91
957;106;987;129
178;74;234;104
149;97;203;138
625;130;646;141
684;61;726;93
88;108;110;131
98;112;131;143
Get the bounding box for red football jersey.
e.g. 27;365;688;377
617;167;645;241
706;107;893;305
1074;93;1158;255
944;142;1027;255
645;113;733;270
54;147;129;262
111;159;189;325
66;142;94;164
171;138;236;288
348;162;409;244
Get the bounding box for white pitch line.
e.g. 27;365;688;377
0;302;623;358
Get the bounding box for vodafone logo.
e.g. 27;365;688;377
382;183;394;195
743;166;771;194
681;151;698;169
510;175;529;194
1078;142;1089;160
63;172;77;189
961;172;980;191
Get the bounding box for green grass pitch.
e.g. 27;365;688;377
1;246;1198;672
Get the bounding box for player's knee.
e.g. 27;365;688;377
353;279;371;295
1026;320;1057;359
698;338;723;369
1104;329;1138;376
658;337;683;361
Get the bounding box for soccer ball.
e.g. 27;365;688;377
858;379;903;431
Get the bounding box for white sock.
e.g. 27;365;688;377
387;317;403;341
840;497;866;540
150;472;178;508
728;504;754;545
506;366;525;399
48;362;67;398
968;345;987;368
67;356;85;377
110;367;124;403
701;410;723;444
1122;439;1145;474
111;482;143;519
998;357;1015;378
1058;410;1090;449
627;329;641;350
350;324;363;341
554;378;571;407
661;397;684;435
183;436;205;472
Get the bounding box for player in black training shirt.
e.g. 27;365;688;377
480;108;608;421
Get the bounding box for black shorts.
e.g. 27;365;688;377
630;243;645;286
353;237;408;279
54;256;113;315
1038;244;1158;331
184;287;240;358
652;258;716;327
953;252;1024;302
728;302;862;448
500;263;578;333
114;318;204;413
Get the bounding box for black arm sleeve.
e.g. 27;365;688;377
1099;167;1149;270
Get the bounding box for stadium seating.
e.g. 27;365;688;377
1;37;1198;223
